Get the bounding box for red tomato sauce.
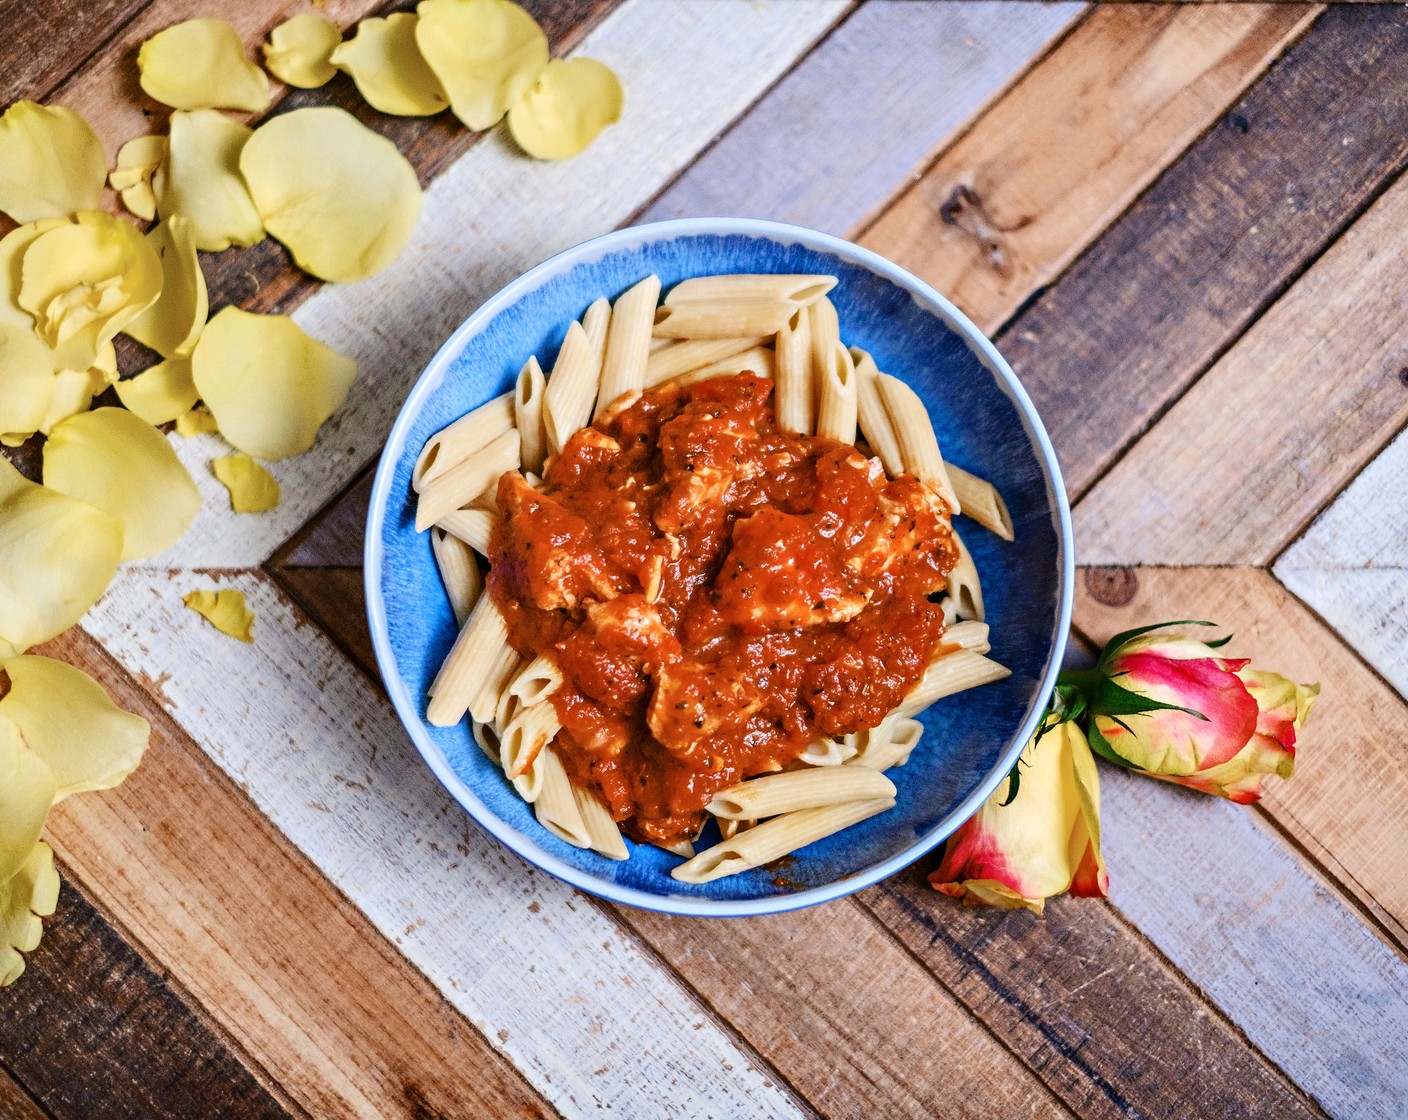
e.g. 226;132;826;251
488;372;956;844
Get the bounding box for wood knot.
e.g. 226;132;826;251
936;183;1013;278
1397;366;1408;389
1084;567;1138;607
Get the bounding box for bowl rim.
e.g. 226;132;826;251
365;216;1075;917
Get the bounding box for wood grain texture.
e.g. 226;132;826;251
638;0;1083;235
274;567;376;678
1074;170;1408;565
859;3;1318;334
0;1069;45;1120
860;871;1326;1120
1275;427;1408;701
154;0;849;568
80;571;811;1120
996;3;1408;497
0;0;149;107
0;877;292;1120
1076;565;1408;950
33;629;556;1120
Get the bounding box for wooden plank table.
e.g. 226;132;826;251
3;2;1406;1117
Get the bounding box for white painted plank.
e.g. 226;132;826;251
1275;426;1408;701
83;569;806;1120
158;0;848;568
1101;765;1408;1119
638;0;1083;235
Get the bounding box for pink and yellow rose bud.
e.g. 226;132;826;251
930;720;1107;913
1091;634;1318;804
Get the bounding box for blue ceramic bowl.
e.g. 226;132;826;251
366;218;1073;917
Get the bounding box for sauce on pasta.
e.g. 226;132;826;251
488;372;956;844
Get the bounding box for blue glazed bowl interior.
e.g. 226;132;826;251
366;219;1072;917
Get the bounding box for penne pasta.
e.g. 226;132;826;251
718;818;755;841
851;716;925;771
660;346;774;390
657;838;696;859
875;373;960;515
664;274;836;308
707;766;896;820
672;798;895;884
426;593;510;726
508;653;563;708
435;507;495;556
851;347;904;476
815;340;858;444
652;299;796;340
534;747;591;848
413;391;514;493
430;527;483;626
595;275;661;420
414;427;520;532
947;462;1014;541
941;618;991;654
644;336;767;387
797;736;857;767
472;719;500;763
898;650;1010;719
807;296;839;386
774;307;813;435
544;321;602;458
472;644;521;727
494;683;523;737
572;783;629;860
947;528;985;622
500;700;560;801
582;295;612;360
514;355;548;475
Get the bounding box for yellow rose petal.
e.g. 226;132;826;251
109;135;167;222
508;57;623;161
415;0;547;130
264;13;342;89
138;18;271;112
37;371;94;437
192;307;355;459
0;715;57;884
155;110;265;252
0;218;66;331
0;323;56;440
0;458;121;658
18;212;163;372
183;589;254;642
212;454;280;512
331;13;449;116
123;216;208;359
43;407;199;561
239;107;421;283
113;357;198;426
0;840;59;987
0;102;106;223
174;405;218;437
0;655;149;801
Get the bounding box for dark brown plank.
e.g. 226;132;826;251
0;1066;48;1120
996;3;1408;497
858;869;1327;1120
274;566;377;677
0;0;151;106
0;878;292;1120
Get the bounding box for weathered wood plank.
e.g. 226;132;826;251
1076;565;1408;950
1275;427;1408;702
995;3;1408;497
153;0;848;568
80;571;811;1120
0;0;149;108
0;877;293;1120
34;629;557;1120
1073;170;1408;565
637;0;1083;235
0;1069;46;1120
274;567;377;678
859;3;1319;334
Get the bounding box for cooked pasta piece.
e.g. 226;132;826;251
644;336;766;387
898;650;1010;718
494;682;522;735
774;307;813;435
851;347;904;476
426;593;510;726
657;838;696;859
472;644;521;726
947;462;1014;541
947;528;984;621
413;391;514;492
499;700;560;802
941;618;990;654
807;296;839;383
414;427;520;531
507;653;563;707
572;783;628;860
851;716;925;771
707;766;896;820
798;736;857;767
718;818;755;841
436;507;495;556
876;373;960;515
815;340;858;443
514;355;548;474
430;527;482;626
544;321;600;458
582;295;611;359
672;798;895;883
595;275;660;419
534;747;591;848
472;719;500;762
652;299;796;340
664;274;836;307
662;346;774;389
